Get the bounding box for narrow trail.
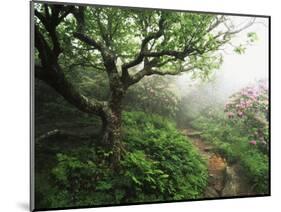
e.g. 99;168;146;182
181;128;254;198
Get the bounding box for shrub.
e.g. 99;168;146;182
224;80;269;152
122;112;208;201
36;111;208;208
240;149;269;193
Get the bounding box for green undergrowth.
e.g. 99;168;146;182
36;111;208;209
191;115;269;194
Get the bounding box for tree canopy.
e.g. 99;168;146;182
34;3;255;167
35;4;254;100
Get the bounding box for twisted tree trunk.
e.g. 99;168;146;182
105;104;123;170
102;84;126;171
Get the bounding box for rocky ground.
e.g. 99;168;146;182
181;128;255;198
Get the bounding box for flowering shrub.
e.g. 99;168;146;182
224;80;269;151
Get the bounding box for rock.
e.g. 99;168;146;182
204;187;220;198
221;166;239;196
205;154;227;195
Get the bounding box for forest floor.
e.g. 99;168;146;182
181;128;255;198
36;116;256;198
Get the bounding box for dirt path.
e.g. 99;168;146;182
181;128;254;198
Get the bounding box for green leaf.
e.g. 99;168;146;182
96;181;113;191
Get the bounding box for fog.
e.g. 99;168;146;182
175;17;269;106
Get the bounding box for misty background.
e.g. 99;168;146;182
174;17;268;106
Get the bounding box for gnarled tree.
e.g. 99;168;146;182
33;3;254;170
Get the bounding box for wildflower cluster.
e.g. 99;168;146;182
224;80;269;149
225;80;268;118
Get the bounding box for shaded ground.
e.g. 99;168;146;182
35;116;255;200
181;128;255;198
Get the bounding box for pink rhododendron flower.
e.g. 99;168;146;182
227;112;234;118
249;140;257;145
237;111;243;117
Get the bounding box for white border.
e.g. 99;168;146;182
1;0;280;211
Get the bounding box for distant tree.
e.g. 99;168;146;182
34;3;255;170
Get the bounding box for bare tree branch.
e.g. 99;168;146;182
228;18;256;35
71;7;119;77
73;32;103;52
35;6;107;118
35;6;69;58
121;15;166;80
128;61;193;85
35;63;106;117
